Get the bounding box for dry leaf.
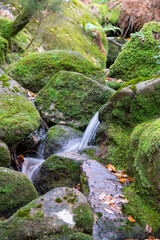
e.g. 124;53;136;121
128;215;135;222
119;178;128;184
110;204;122;214
24;173;27;176
104;208;114;214
98;192;106;201
107;164;117;173
147;236;155;240
32;135;38;143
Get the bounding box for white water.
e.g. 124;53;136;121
21;112;100;182
78;111;100;150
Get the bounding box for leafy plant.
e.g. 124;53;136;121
85;22;121;54
130;30;145;41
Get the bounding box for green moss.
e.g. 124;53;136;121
109;21;160;80
0;93;41;147
0;36;8;63
0;141;10;167
35;155;80;194
108;6;120;25
0;18;13;39
36;204;43;208
7;50;105;92
55;198;63;203
0;167;38;218
67;198;76;204
17;208;31;218
63;196;68;200
35;70;114;128
129;119;160;201
73;204;94;234
123;183;160;233
80;172;90;195
106;81;123;90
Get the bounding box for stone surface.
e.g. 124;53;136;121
0;141;10;167
34;155;81;195
35;70;114;128
0;187;94;240
7;50;106;92
81;160;148;239
0;167;38;218
44;125;83;158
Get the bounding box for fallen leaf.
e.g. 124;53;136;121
24;173;27;176
98;192;106;201
103;195;115;205
94;214;98;224
146;224;152;234
106;164;117;173
128;215;135;222
147;236;155;240
32;135;38;143
104;208;114;214
119;178;128;184
110;204;122;214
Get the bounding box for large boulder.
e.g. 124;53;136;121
44;125;82;158
109;21;160;80
80;160;151;239
0;167;38;218
129;118;160;202
0;141;11;167
7;50;106;92
34;155;81;195
0;187;94;240
35;70;115;128
0;93;41;147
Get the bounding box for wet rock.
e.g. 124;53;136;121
0;187;94;240
34;155;81;195
35;70;114;128
0;141;11;167
0;167;38;218
44;124;83;158
81;160;147;239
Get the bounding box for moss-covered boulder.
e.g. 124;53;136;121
7;49;106;93
109;21;160;80
129;118;160;202
99;75;160;129
27;0;107;67
44;125;83;158
0;36;8;64
34;155;81;194
0;167;38;218
0;141;11;167
35;70;114;128
0;93;41;147
0;187;94;239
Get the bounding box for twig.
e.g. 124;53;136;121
107;38;123;47
21;150;44;159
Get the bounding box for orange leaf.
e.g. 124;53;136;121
119;178;128;184
106;164;117;173
128;215;135;222
128;177;134;182
24;173;27;176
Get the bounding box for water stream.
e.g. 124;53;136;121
21;112;100;182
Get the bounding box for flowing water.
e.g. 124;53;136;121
21;112;100;182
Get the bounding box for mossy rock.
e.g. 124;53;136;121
7;50;105;92
0;187;94;239
0;36;8;64
0;18;13;40
0;93;41;147
34;155;81;194
35;70;114;128
129;118;160;202
0;141;11;167
27;0;107;67
44;125;82;158
0;167;38;218
99;76;160;129
109;21;160;80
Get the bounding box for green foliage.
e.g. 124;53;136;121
0;36;8;63
55;198;62;203
154;45;160;64
0;18;13;39
85;22;121;34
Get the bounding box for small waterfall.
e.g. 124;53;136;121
21;126;46;183
22;157;44;182
78;112;100;150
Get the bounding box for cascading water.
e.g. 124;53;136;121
21;112;100;182
21;125;46;182
78;111;100;150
